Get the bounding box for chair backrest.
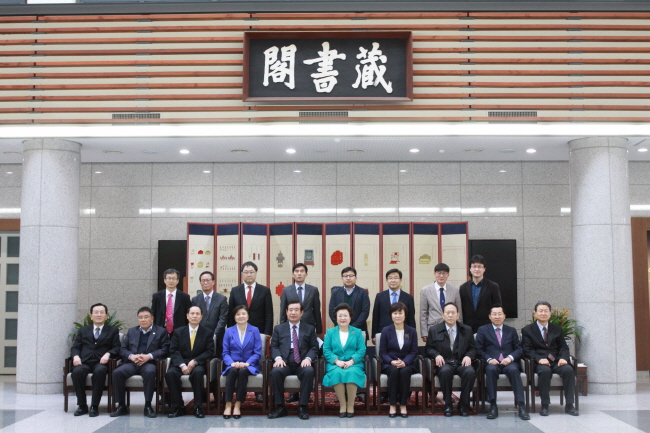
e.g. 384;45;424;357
375;333;382;354
260;333;267;361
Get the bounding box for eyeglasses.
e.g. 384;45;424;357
342;274;356;278
242;271;256;275
470;265;485;270
435;271;449;276
165;277;178;281
92;311;106;316
200;279;213;283
387;277;401;281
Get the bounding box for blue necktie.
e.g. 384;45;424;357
391;292;398;304
439;287;445;309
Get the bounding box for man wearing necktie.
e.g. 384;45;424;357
151;269;191;334
459;256;502;333
70;303;120;417
521;301;579;416
268;301;319;420
372;269;416;344
420;263;463;343
476;305;530;420
191;271;228;357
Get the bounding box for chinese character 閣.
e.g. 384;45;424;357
263;44;297;89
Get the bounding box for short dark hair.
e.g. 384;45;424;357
137;306;153;316
187;305;203;315
434;263;450;273
90;303;108;315
199;271;214;281
163;268;180;280
232;304;250;319
490;304;504;314
341;266;357;277
286;301;304;312
534;301;552;312
385;268;402;279
443;302;459;313
241;261;258;272
469;255;486;268
389;301;408;316
292;263;308;273
333;303;354;319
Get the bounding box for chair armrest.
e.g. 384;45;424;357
63;357;73;375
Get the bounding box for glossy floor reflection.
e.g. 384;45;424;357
1;375;650;433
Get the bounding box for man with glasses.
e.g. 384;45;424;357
420;263;463;342
328;266;370;340
152;268;192;334
459;255;502;333
191;271;228;356
70;303;120;417
371;268;415;343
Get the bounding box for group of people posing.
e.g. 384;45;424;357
69;255;578;421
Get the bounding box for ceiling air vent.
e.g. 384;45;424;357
488;110;538;124
112;112;161;126
298;111;350;124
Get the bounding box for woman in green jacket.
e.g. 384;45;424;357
323;303;366;417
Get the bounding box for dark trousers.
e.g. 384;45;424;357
71;360;108;407
536;362;575;405
382;364;418;406
165;365;206;409
224;367;252;403
485;362;525;405
436;363;476;406
113;362;157;406
270;358;315;406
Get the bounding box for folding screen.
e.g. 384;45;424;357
187;223;216;296
382;223;411;293
215;223;240;296
269;223;295;321
440;222;469;287
412;223;440;325
241;223;269;287
324;223;352;326
295;223;324;289
353;223;381;336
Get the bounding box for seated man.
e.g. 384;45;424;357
70;303;120;417
521;301;579;416
268;301;319;420
165;306;214;418
476;304;530;420
425;302;476;417
110;307;170;418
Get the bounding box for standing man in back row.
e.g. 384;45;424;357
192;271;228;357
152;268;192;334
459;255;501;333
420;263;462;341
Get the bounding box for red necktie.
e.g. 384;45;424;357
165;293;174;334
246;286;252;307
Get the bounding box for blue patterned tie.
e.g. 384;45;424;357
391;292;398;304
439;288;445;309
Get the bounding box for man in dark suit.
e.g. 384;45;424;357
371;268;416;343
425;302;476;417
280;263;323;335
328;266;370;339
165;305;215;419
228;261;274;337
110;307;170;418
70;303;121;417
151;268;192;334
192;271;228;357
268;301;319;420
476;304;530;420
459;255;502;333
521;301;579;417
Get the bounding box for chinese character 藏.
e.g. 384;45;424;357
263;44;297;89
303;42;347;93
352;42;393;93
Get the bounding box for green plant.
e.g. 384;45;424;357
531;308;583;342
69;311;127;341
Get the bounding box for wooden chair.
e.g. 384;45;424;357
267;355;320;414
479;358;529;413
426;357;483;414
318;355;371;414
63;357;112;412
528;355;579;413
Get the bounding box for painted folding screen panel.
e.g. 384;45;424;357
382;223;411;295
353;223;381;336
187;223;216;296
241;223;269;287
269;223;295;322
215;223;240;297
324;223;352;327
295;223;324;290
440;222;469;287
412;222;439;332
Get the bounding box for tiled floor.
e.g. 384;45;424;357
2;375;650;433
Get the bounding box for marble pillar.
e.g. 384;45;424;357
16;139;81;394
569;136;636;394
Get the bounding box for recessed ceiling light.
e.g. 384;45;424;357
293;170;301;173
94;171;102;174
230;149;248;153
409;148;420;153
638;148;648;153
347;149;364;153
526;148;537;154
142;150;158;154
438;149;445;153
499;170;507;173
501;149;517;153
203;170;211;173
399;169;407;173
6;171;13;174
179;149;190;154
286;148;296;154
102;150;122;154
3;151;21;155
465;148;483;152
334;138;341;143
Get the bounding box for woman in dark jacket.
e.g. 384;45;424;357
379;302;419;417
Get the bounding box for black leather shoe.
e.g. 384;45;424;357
223;414;231;419
400;412;408;418
389;413;397;418
518;406;530;420
459;404;470;417
144;406;157;418
268;406;288;419
286;392;300;403
347;412;354;418
110;405;129;417
194;407;204;418
89;406;99;417
298;406;309;420
565;405;579;416
74;405;88;416
233;414;241;419
168;407;186;418
443;405;453;417
540;405;549;416
487;404;498;419
339;412;347;418
256;393;264;404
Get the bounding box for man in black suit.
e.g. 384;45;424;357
268;301;319;421
476;304;530;420
192;271;228;357
459;255;502;333
521;301;579;417
165;305;215;419
425;302;476;417
110;307;170;418
371;268;416;343
228;261;273;337
280;263;323;335
151;268;192;334
328;266;370;339
70;303;121;417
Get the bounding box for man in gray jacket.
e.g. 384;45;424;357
420;263;462;341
